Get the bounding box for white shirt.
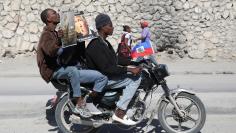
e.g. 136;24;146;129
124;32;133;47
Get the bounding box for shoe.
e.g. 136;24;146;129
73;105;92;118
112;114;137;125
112;108;137;125
86;103;102;115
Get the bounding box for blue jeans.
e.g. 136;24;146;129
106;74;141;110
52;66;108;97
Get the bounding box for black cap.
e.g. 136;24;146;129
95;13;112;30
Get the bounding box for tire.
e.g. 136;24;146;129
55;96;95;133
158;92;206;133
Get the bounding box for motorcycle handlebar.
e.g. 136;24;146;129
138;59;153;69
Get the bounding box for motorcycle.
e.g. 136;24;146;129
51;59;206;133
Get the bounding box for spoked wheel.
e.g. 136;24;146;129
158;92;206;133
114;100;146;130
55;96;95;133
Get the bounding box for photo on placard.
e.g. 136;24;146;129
60;11;98;47
74;13;98;42
74;15;89;37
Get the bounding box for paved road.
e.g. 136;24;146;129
1;74;236;95
0;75;236;133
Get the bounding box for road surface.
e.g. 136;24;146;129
0;74;236;133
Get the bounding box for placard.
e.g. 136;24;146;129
60;11;97;47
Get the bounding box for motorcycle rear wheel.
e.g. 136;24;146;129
55;96;96;133
158;92;206;133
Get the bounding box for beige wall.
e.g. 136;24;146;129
0;0;236;60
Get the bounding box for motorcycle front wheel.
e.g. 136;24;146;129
158;92;206;133
55;96;97;133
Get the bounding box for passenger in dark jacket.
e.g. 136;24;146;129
86;13;142;125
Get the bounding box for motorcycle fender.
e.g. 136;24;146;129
157;89;195;102
170;88;195;99
56;92;69;104
59;92;68;99
58;92;76;109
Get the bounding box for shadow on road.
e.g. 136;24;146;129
94;119;164;133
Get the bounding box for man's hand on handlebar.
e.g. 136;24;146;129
127;67;142;76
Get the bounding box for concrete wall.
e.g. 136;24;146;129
0;0;236;60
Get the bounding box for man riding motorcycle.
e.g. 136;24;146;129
86;13;142;125
40;10;206;133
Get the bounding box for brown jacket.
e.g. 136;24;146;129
37;26;61;83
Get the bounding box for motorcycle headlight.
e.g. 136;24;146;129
153;64;169;79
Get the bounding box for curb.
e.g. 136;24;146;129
170;71;235;75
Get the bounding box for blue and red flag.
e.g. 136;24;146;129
131;41;154;59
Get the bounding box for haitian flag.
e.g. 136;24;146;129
131;40;154;59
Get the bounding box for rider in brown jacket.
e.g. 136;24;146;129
37;9;108;116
